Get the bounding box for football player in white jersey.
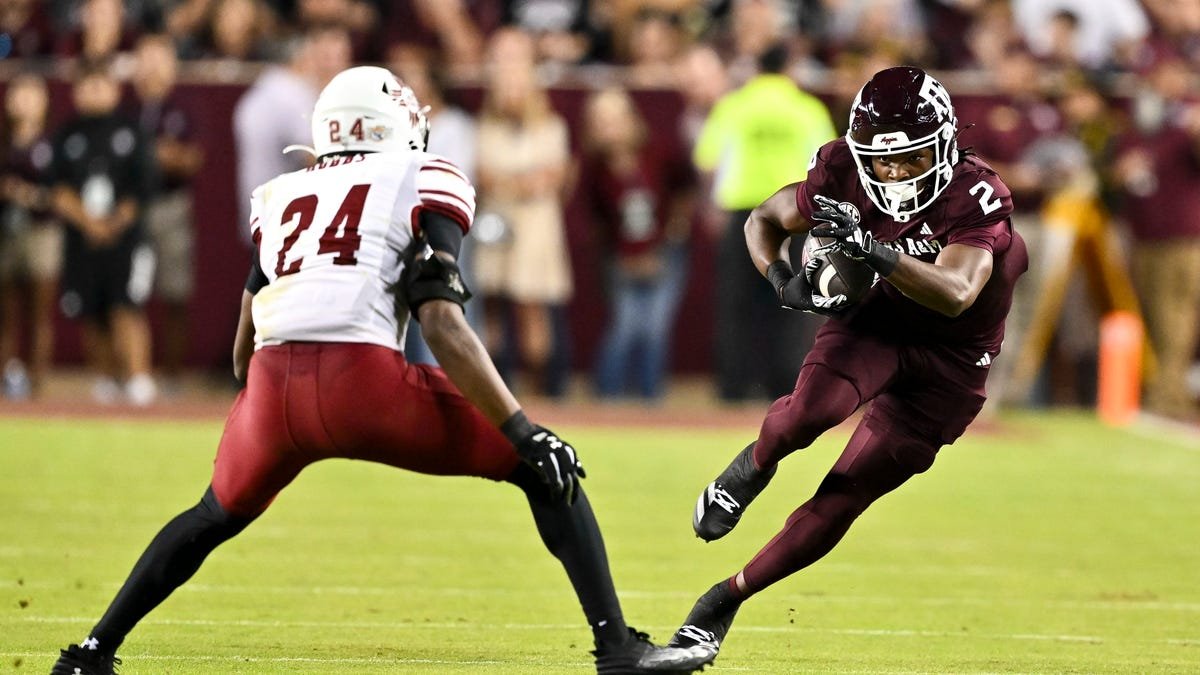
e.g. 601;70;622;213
53;66;715;675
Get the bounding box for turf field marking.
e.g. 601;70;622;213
15;579;1200;612
18;616;1196;646
1;651;508;666
1131;414;1200;448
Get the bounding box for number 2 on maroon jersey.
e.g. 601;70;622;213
968;180;1002;215
274;184;371;276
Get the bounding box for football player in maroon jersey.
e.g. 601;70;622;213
669;66;1029;661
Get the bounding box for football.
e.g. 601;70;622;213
801;234;877;304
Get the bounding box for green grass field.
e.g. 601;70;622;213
1;411;1198;674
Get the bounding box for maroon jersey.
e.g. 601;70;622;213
796;138;1028;355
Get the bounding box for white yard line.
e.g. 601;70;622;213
1131;413;1200;447
9;579;1200;612
15;615;1197;646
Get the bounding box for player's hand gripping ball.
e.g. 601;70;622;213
809;194;898;281
804;196;878;304
801;233;877;305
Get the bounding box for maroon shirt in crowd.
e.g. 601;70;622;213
583;144;694;259
959;96;1060;212
1116;124;1200;241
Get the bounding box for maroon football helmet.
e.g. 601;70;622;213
847;66;959;221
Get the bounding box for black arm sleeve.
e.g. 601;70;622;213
419;209;465;259
245;253;268;294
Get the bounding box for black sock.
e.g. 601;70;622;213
89;486;253;651
509;464;629;647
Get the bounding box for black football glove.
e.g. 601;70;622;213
501;411;586;505
809;195;899;277
766;259;848;316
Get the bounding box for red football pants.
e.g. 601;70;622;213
211;342;521;517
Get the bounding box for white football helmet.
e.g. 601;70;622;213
286;66;429;158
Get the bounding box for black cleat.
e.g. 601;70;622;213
667;582;742;661
50;643;120;675
593;626;717;674
693;443;776;541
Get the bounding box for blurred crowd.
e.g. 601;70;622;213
0;0;1198;422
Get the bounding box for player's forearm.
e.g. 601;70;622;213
420;301;520;426
884;247;990;317
744;210;793;278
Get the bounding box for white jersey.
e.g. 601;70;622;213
248;151;474;351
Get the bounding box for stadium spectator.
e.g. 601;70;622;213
625;8;688;87
501;0;594;66
693;42;837;402
53;0;140;61
1112;52;1200;421
128;33;204;390
233;26;350;242
965;0;1026;69
0;74;59;399
579;86;696;400
383;0;487;69
722;0;791;85
1140;0;1200;68
51;64;715;675
822;0;930;68
966;47;1060;232
668;67;1028;662
474;27;574;396
674;43;729;150
1039;9;1088;72
0;0;56;59
199;0;277;61
1011;0;1150;71
674;42;730;249
51;60;157;406
921;0;985;69
390;50;483;365
159;0;218;56
285;0;381;62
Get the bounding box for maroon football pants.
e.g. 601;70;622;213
211;342;521;517
738;322;988;595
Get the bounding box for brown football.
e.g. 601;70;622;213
800;235;877;304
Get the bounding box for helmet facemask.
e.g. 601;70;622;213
847;123;957;222
846;68;959;222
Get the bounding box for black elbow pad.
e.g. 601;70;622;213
400;252;472;320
